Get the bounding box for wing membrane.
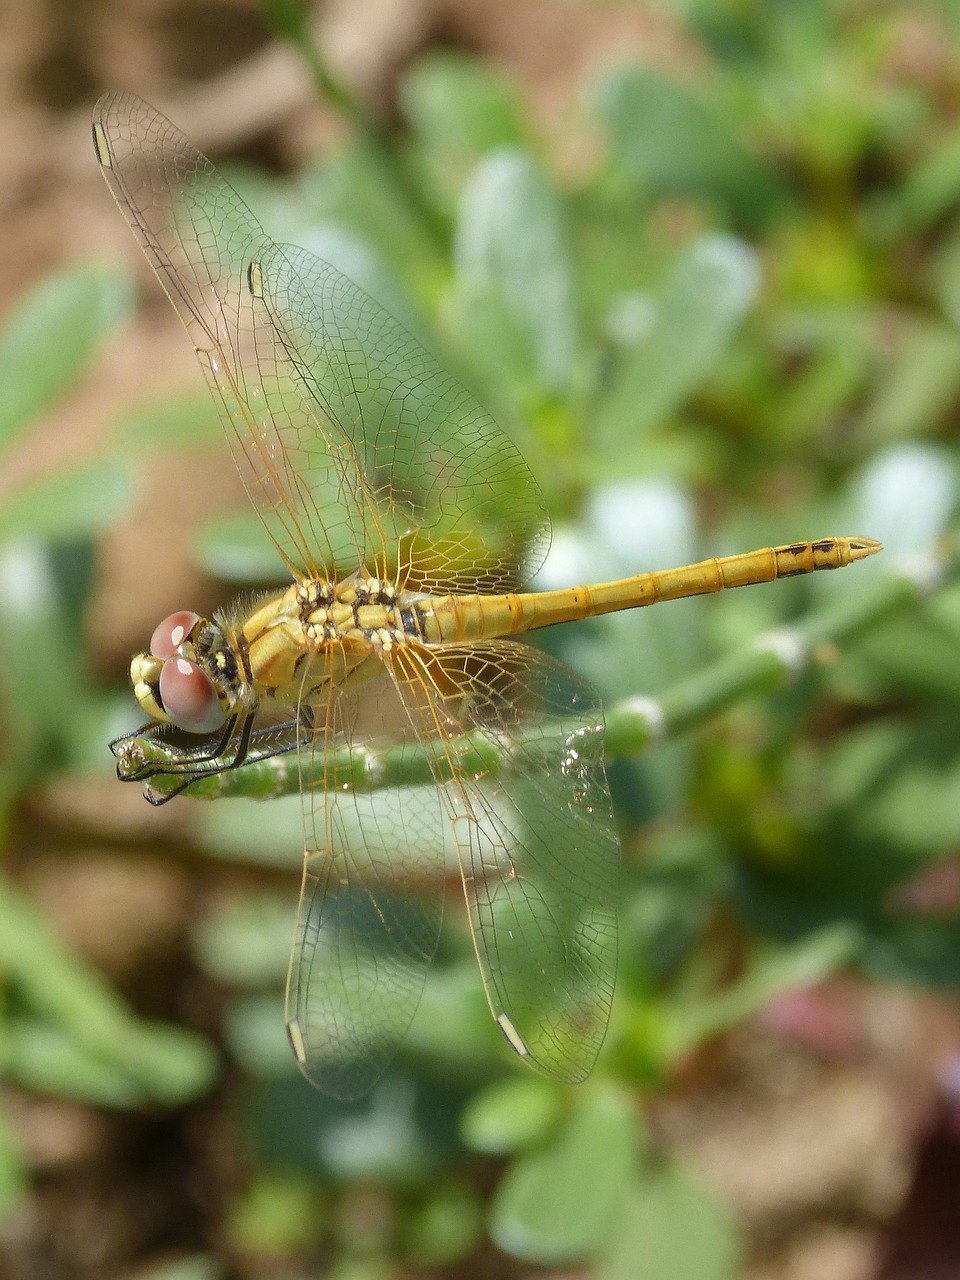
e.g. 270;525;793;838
93;92;550;590
289;642;618;1093
387;643;619;1081
257;243;550;591
287;658;446;1099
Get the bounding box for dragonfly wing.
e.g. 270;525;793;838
94;92;551;589
243;241;551;593
287;659;446;1100
93;92;262;351
388;642;619;1082
93;92;375;577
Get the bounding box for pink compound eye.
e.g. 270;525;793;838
150;611;202;660
158;657;226;734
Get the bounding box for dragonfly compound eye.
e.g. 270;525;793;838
150;610;202;659
158;656;226;733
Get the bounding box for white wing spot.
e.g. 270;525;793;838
497;1014;529;1057
92;122;111;168
247;260;264;299
287;1017;307;1064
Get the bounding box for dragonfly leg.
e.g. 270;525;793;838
112;711;311;803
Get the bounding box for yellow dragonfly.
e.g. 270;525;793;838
94;92;880;1100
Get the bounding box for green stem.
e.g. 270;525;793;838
609;564;925;752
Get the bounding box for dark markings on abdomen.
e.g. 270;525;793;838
401;606;426;639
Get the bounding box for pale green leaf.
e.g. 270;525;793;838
0;266;133;456
595;235;759;448
490;1085;640;1263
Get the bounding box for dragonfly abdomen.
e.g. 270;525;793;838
419;536;882;642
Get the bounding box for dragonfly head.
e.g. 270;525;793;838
131;610;231;734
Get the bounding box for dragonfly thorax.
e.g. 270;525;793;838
233;575;428;696
296;576;412;647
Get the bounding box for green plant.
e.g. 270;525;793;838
9;0;960;1272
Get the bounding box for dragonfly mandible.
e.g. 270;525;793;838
94;92;880;1100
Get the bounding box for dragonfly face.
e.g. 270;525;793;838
131;610;238;734
96;92;878;1101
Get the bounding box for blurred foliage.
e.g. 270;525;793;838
0;266;220;1215
5;0;960;1274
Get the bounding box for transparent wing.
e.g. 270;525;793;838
256;243;550;592
92;91;550;591
288;643;618;1095
286;658;446;1100
388;642;620;1081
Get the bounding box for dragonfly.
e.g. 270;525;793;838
94;91;880;1101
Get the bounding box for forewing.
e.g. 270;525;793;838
286;657;446;1100
388;642;619;1082
93;91;379;576
93;92;550;589
252;242;550;593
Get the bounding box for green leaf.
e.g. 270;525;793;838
453;148;576;399
0;542;84;766
663;924;861;1063
597;1161;741;1280
193;892;294;986
303;140;443;295
853;756;960;853
404;963;503;1076
119;1023;220;1105
847;444;956;560
619;827;729;989
198;796;304;867
854;615;960;705
0;459;136;545
490;1084;640;1263
594;235;759;450
771;312;873;446
403;1184;482;1265
5;1019;155;1106
263;0;311;43
888;131;960;234
131;1256;227;1280
402;53;525;210
863;916;960;989
193;510;289;584
0;878;217;1105
113;390;222;449
818;719;913;812
928;221;960;327
592;65;787;224
5;1016;217;1108
460;1077;564;1154
310;1075;443;1183
857;319;960;443
0;540;125;782
227;1171;326;1255
0;1109;27;1221
0;266;133;456
223;994;293;1077
403;52;524;157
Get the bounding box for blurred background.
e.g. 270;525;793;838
3;0;960;1277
